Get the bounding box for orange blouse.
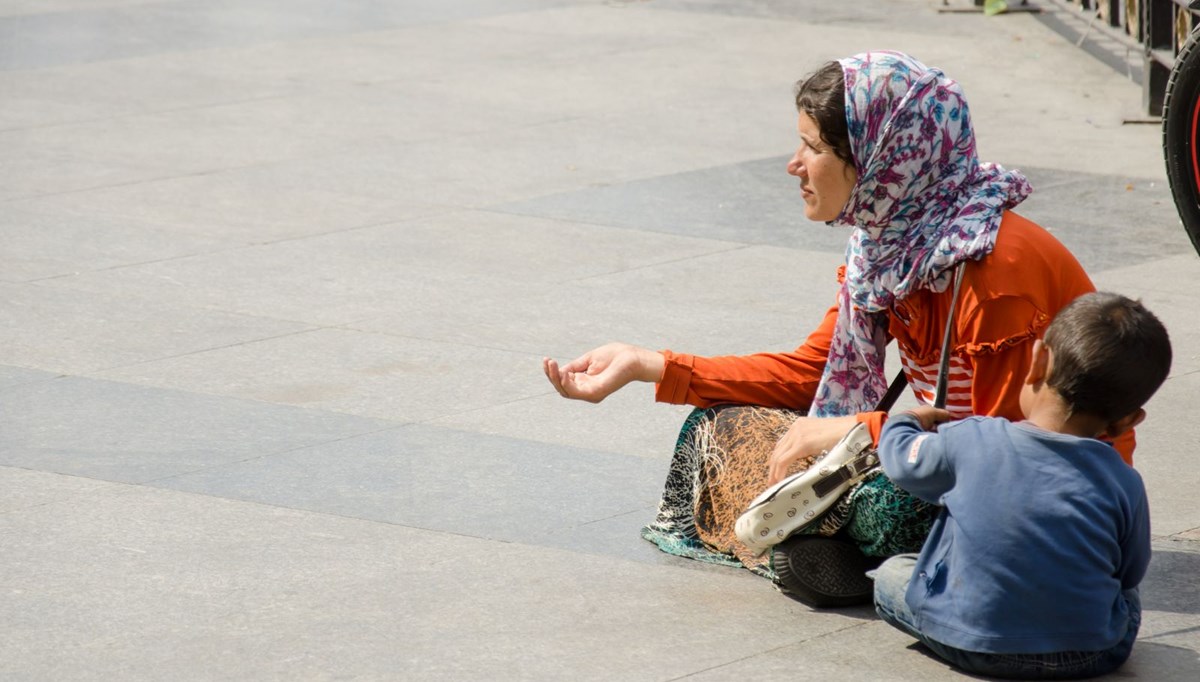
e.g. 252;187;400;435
655;212;1136;464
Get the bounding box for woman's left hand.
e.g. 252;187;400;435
767;414;859;485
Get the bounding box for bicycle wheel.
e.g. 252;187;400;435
1164;27;1200;256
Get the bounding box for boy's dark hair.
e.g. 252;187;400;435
794;61;855;170
1043;292;1172;423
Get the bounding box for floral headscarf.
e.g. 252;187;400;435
809;51;1032;417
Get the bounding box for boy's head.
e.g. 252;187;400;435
1032;292;1172;432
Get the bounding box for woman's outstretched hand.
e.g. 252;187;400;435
542;343;666;403
767;414;859;485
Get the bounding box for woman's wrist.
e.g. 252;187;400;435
639;347;667;383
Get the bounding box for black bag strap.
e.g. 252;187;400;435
874;261;967;414
874;370;908;413
932;262;967;410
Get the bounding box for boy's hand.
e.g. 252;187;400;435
901;406;953;432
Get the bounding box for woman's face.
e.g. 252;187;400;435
787;111;857;222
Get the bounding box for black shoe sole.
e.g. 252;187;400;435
772;535;882;608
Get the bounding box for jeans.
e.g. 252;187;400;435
871;554;1141;680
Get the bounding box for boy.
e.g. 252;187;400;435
872;292;1171;679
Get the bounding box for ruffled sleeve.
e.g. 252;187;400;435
654;290;840;410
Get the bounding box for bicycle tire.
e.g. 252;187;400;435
1164;27;1200;256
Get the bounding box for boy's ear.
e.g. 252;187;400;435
1104;408;1146;439
1025;339;1050;385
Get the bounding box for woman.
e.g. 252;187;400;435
542;51;1131;605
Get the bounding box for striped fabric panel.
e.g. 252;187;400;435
899;351;974;417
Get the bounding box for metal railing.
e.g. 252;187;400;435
1035;1;1198;114
944;1;1199;115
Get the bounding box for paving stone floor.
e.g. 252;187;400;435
1;1;1198;679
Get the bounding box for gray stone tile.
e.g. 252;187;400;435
3;0;1199;679
0;201;231;282
1142;540;1200;617
1085;263;1199;540
0;1;256;68
472;2;749;43
143;16;622;95
20;166;445;246
509;327;891;447
646;0;984;33
41;210;740;327
6;62;586;190
428;389;695;461
684;618;959;681
1092;253;1200;298
0;1;189;19
0;375;399;483
96;81;556;151
417;20;794;124
346;243;841;360
0;483;858;681
1017;167;1189;274
487;3;1166;176
498;156;853;253
1121;641;1200;681
0;466;117;514
559;245;844;353
0;144;168;202
398;565;870;682
90;328;546;422
0;53;286;132
31;237;430;328
0;282;312;374
500;162;1192;269
0;365;60;392
152;423;670;558
344;277;610;357
0;0;584;70
0;9;614;133
1130;372;1200;537
251;108;787;208
0;101;370;180
1092;263;1200;375
310;210;739;286
1108;540;1200;677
